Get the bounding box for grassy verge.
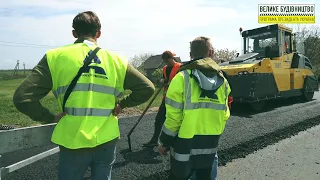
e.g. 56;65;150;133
120;88;163;111
0;77;162;128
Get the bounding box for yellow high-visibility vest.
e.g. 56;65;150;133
46;41;128;149
161;67;231;177
164;69;231;137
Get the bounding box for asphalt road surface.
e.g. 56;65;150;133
2;92;320;180
218;124;320;180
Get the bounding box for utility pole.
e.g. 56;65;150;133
23;62;26;74
13;60;20;75
189;41;192;61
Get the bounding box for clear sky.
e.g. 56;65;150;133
0;0;318;69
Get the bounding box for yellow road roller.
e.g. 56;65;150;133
219;24;319;110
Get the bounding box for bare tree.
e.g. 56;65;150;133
292;24;320;74
212;48;237;62
129;53;153;69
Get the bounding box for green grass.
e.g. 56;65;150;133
0;78;60;127
127;88;164;111
0;76;162;128
0;69;32;81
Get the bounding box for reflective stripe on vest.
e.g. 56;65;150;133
51;75;122;118
165;70;229;111
53;83;122;98
170;147;218;162
65;107;113;116
162;125;178;137
163;70;229;162
47;42;128;149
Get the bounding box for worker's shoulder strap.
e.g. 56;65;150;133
62;47;101;111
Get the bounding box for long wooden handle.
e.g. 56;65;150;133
127;87;163;151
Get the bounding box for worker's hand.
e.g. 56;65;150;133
112;103;123;116
54;112;67;123
157;145;169;155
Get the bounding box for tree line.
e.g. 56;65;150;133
129;48;237;71
295;24;320;75
129;25;320;80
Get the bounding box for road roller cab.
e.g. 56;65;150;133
219;24;319;110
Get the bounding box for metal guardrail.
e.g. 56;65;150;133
0;123;59;179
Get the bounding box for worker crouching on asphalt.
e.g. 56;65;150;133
13;11;155;180
156;36;232;180
143;50;182;147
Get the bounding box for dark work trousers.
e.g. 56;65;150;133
168;168;212;180
58;138;117;180
150;99;166;142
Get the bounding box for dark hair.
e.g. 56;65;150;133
190;36;212;59
161;50;175;61
72;11;101;37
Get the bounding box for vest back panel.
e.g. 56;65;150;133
46;43;128;149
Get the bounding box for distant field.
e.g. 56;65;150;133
0;78;59;127
0;72;162;127
0;69;32;81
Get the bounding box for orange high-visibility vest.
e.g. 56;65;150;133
162;62;182;99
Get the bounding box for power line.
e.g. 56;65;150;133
0;40;161;53
0;44;57;49
0;40;57;48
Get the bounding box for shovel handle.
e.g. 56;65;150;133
127;87;164;151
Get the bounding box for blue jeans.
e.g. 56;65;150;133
58;138;117;180
189;153;218;180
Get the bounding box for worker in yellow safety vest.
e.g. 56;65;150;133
156;36;231;180
13;11;155;180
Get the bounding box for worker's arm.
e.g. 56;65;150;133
228;96;233;109
162;73;168;84
158;73;184;147
224;80;232;121
118;64;155;108
220;71;233;113
156;72;165;85
13;55;56;123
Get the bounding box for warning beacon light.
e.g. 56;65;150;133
239;27;243;35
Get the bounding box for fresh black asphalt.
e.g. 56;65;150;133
2;92;320;180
